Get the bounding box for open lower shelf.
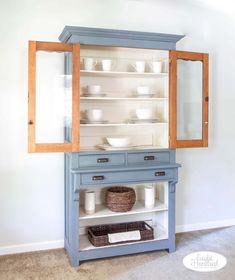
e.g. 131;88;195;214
80;70;168;78
80;200;168;220
79;226;167;251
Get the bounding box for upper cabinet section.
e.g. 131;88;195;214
27;27;209;153
169;50;209;148
77;45;170;151
28;41;80;153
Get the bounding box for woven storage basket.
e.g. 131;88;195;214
105;186;136;212
87;221;154;247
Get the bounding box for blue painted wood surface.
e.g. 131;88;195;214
61;26;182;266
59;26;184;50
64;150;180;266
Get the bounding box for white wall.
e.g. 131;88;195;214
1;0;235;253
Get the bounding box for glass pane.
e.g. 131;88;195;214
177;59;203;140
36;51;72;143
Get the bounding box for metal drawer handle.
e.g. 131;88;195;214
155;171;166;177
92;175;105;181
144;156;155;161
97;158;109;163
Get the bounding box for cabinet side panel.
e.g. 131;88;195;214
168;181;176;252
64;154;70;243
65;153;80;266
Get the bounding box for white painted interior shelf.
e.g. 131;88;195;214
80;200;168;220
77;46;169;150
79;226;168;251
80;70;168;78
80;97;167;101
79;146;165;152
80;122;167;127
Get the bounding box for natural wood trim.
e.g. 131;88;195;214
36;41;73;52
170;50;204;61
71;44;80;152
28;41;36;153
175;140;204;148
169;50;209;149
203;53;209;147
34;143;74;153
28;40;81;153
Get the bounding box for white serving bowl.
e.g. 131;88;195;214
106;137;131;148
86;109;103;121
135;109;153;120
137;86;150;95
87;85;101;95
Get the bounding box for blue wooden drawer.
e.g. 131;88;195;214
127;151;170;165
80;168;174;186
79;153;125;168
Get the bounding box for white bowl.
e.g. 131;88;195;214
87;85;101;95
86;109;103;121
106;137;131;148
135;109;153;120
137;86;150;95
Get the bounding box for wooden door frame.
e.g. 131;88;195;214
169;50;209;148
28;41;80;153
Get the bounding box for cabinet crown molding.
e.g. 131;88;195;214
59;26;184;50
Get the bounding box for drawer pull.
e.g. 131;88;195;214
155;171;166;177
144;156;155;161
92;175;105;181
97;158;109;163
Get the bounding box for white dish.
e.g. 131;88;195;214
135;109;153;120
106;137;131;148
137;86;150;95
101;59;114;71
97;144;154;151
150;61;162;73
83;58;97;71
87;85;101;94
134;93;154;98
128;118;159;123
80;119;108;124
97;144;132;151
82;93;106;97
86;109;103;122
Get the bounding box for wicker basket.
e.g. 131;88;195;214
105;186;136;212
87;221;154;247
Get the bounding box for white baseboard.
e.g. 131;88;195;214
1;220;235;256
176;219;235;233
0;240;64;256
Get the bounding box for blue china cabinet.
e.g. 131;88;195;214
28;26;209;266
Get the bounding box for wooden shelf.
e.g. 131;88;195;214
79;226;167;251
80;70;168;78
80;200;168;220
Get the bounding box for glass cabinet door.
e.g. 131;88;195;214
169;50;209;148
28;41;80;152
